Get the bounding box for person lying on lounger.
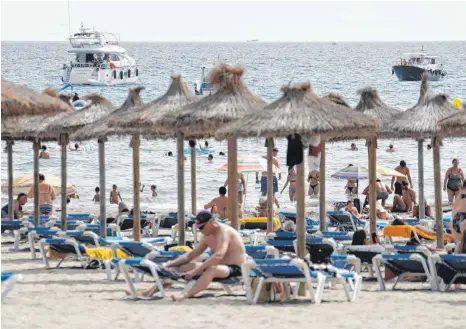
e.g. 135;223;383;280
165;211;246;301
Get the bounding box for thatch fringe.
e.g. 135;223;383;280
209;64;246;91
280;82;312;94
354;87;400;124
438;110;466;137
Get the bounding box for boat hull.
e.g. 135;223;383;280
62;66;140;86
392;65;445;81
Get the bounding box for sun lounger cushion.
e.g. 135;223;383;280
239;217;280;231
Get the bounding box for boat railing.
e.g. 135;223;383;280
69;62;136;69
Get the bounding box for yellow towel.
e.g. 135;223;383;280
239;217;281;231
84;247;129;260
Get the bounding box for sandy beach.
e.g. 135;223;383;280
2;240;464;329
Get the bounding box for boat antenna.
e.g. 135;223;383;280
67;0;71;36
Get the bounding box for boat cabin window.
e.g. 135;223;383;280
85;54;95;63
110;54;120;61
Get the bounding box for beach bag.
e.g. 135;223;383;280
306;243;334;264
250;279;287;303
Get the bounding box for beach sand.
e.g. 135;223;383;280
1;241;464;329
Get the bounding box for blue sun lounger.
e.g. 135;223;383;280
372;245;437;291
430;254;466;291
1;272;23;301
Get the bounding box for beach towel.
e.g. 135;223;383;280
48;247;129;260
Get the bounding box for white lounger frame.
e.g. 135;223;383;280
1;273;23;301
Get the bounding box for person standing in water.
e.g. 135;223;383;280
350;143;358;151
39;145;50;159
391;160;413;196
444;158;464;204
92;187;100;202
151;185;158;197
281;166;297;201
110;184;122;204
386;143;395;153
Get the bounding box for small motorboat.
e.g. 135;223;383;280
392;47;446;81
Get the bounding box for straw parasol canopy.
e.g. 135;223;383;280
354;87;400;122
71;86;145;141
108;75;198;137
158;64;267;139
2;80;71;118
216;82;381;140
384;76;460;139
324;93;351;108
438;110;466;137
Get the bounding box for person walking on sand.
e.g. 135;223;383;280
391;160;413;196
166;211;246;301
39;145;50;159
444;158;464;204
204;187;229;220
110;184;122;204
281;167;297;201
27;173;57;214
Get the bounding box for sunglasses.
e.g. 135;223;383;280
196;221;208;231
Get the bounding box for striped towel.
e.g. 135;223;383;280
39;204;53;215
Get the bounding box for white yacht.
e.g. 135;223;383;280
61;23;140;86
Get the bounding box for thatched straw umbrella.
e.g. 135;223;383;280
438;110;466;137
216;82;381;258
384;75;459;248
2;80;70;118
1;84;73;223
158;65;266;234
354;88;401;229
108;75;198;244
71;87;145;239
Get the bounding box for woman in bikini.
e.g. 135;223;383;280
307;170;320;196
346;179;358;194
444;158;464;204
280;167;297;201
451;181;466;253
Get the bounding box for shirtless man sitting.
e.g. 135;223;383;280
204;186;229;219
166;211;246;301
392;180;416;213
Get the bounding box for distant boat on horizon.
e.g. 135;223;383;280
332;42;337;45
247;39;259;43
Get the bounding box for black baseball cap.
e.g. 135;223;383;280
196;211;212;224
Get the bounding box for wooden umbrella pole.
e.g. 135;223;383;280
368;137;377;234
33;139;40;226
60;133;68;230
432;136;444;248
191;143;197;215
417;139;425;219
98;138;106;237
132;134;141;242
228;138;239;229
296;156;306;259
177;134;185;245
319;141;326;231
7;140;14;220
266;138;273;233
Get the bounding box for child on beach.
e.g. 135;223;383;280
92;187;100;202
110;184;122;204
151;185;158;197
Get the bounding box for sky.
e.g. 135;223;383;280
1;1;466;42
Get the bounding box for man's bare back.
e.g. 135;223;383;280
395;166;410;183
402;188;416;210
204;195;229;219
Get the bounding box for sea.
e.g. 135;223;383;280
1;41;466;215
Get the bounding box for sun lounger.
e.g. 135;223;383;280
330;255;362;274
1;272;23;301
346;245;386;277
245;245;279;259
372;245;437;291
278;211;321;226
321;231;353;241
430;254;466;291
117;251;236;299
327;212;358;232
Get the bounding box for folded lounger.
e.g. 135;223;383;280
430;254;466;291
372;245;437;291
1;272;23;301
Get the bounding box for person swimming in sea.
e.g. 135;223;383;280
386;143;395;153
208;154;213;163
350;143;358;151
151;185;158;197
281;166;297;201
